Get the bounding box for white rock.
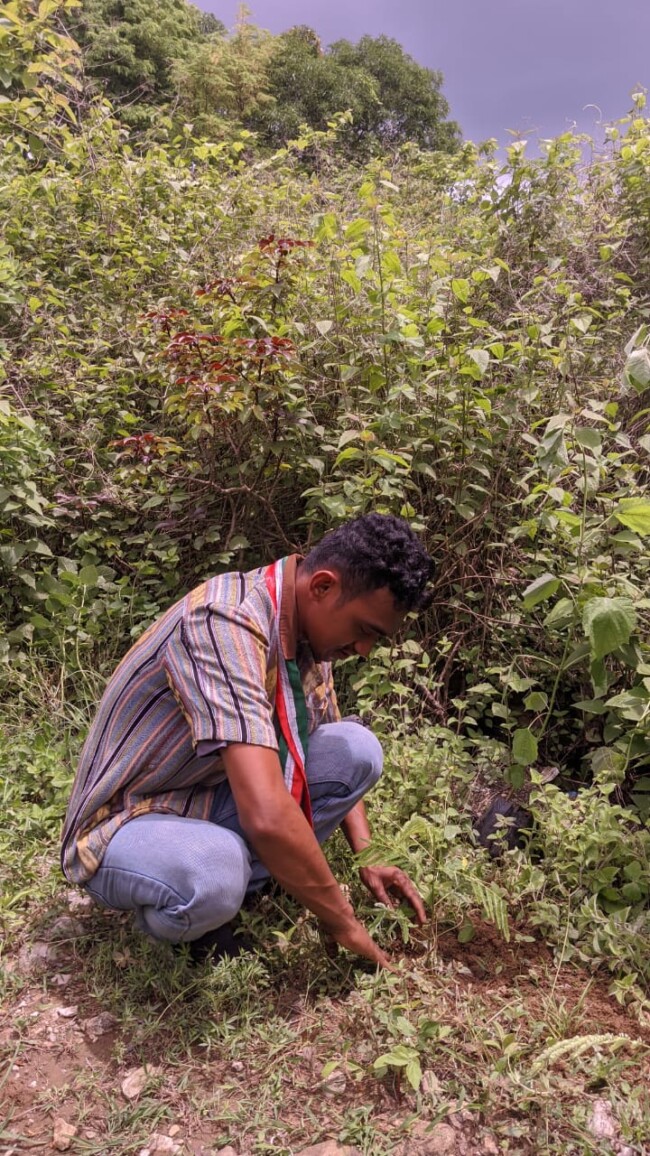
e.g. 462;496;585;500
52;1118;78;1151
121;1064;160;1100
588;1099;618;1141
145;1134;180;1154
297;1145;362;1156
231;1060;244;1072
56;1005;78;1018
51;973;72;988
214;1148;239;1156
168;1125;181;1137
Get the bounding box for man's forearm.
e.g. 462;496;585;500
221;743;355;930
248;801;357;929
340;799;372;855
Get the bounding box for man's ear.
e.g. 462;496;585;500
308;568;340;602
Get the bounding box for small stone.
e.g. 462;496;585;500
146;1135;181;1154
46;916;86;941
480;1138;499;1155
231;1060;244;1072
56;1005;78;1018
18;941;61;970
297;1145;362;1156
214;1148;239;1156
318;1070;347;1096
417;1123;458;1154
67;891;94;912
121;1064;160;1100
421;1070;443;1099
168;1125;181;1137
51;974;72;988
84;1131;98;1139
53;1118;78;1151
588;1099;618;1141
83;1011;118;1041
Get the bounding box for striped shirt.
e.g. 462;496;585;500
61;555;340;884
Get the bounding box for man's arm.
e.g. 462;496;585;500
221;743;391;966
341;800;426;924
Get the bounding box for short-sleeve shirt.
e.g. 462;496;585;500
61;555;340;884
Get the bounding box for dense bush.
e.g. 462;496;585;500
1;3;649;810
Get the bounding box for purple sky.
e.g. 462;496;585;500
196;0;649;149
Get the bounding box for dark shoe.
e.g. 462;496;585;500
187;919;252;965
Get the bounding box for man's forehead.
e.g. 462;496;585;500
355;587;405;633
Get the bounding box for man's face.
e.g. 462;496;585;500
302;574;406;663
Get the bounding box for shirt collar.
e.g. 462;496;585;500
279;553;302;660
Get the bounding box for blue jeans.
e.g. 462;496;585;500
84;721;382;943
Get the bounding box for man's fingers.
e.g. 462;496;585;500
391;875;427;924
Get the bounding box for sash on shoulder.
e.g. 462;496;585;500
264;559;313;826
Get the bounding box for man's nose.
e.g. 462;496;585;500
354;639;375;659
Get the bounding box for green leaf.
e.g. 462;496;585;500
467;348;489;376
458;921;475;943
582;597;636;660
77;565;99;586
572;698;607;714
574;427;602;450
344;218;370;243
544;598;575;629
522;573;560;609
512;728;538;765
337;429;360;448
524;691;548;712
624;347;650;392
613;499;650;535
405;1058;422;1091
451;278;470;303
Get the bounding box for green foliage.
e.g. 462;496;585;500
328;33;461;151
172;7;274;137
0;0;81;153
65;0;222;127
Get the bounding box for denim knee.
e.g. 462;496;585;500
344;721;383;793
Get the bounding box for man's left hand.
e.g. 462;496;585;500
358;865;426;925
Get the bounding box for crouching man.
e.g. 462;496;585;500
61;513;434;966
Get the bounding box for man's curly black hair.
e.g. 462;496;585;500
302;513;435;612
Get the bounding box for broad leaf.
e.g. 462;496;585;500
522;573;559;609
613;499;650;535
512;727;538;765
582;597;636;659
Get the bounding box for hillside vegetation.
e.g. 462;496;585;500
1;3;649;1153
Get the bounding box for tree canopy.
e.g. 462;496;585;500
65;0;225;125
62;2;460;152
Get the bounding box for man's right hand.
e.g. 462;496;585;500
221;744;393;969
320;911;393;969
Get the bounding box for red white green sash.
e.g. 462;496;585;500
264;559;313;826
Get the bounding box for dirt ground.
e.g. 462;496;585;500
2;898;649;1156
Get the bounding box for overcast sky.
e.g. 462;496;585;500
197;0;649;150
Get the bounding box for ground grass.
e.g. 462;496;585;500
1;717;649;1155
